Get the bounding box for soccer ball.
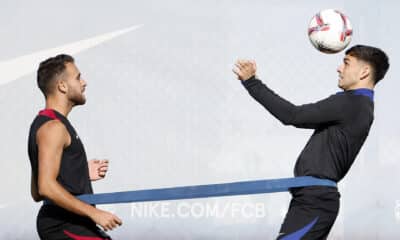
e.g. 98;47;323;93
308;9;353;54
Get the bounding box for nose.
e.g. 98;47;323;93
81;79;87;87
337;64;342;73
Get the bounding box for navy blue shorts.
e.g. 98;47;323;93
277;186;340;240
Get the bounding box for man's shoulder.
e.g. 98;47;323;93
36;120;69;144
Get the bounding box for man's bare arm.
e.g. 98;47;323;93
37;120;122;231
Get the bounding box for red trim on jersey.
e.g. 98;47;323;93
63;230;109;240
38;109;60;120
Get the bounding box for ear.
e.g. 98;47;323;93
359;64;371;81
57;79;68;94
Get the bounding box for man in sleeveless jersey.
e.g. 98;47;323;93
28;54;122;239
233;45;389;239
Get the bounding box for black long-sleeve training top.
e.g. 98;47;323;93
242;76;374;182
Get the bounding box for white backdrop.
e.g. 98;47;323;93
0;0;399;239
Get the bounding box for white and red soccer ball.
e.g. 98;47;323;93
308;9;353;54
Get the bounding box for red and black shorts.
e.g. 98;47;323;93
37;205;111;240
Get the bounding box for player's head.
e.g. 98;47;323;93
37;54;87;105
337;45;389;90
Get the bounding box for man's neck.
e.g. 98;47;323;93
45;96;73;117
346;86;374;91
346;80;375;91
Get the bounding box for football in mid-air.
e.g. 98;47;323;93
308;9;353;54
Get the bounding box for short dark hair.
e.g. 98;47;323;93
37;54;74;97
345;45;389;85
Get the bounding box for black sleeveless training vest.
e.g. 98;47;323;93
28;109;93;196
